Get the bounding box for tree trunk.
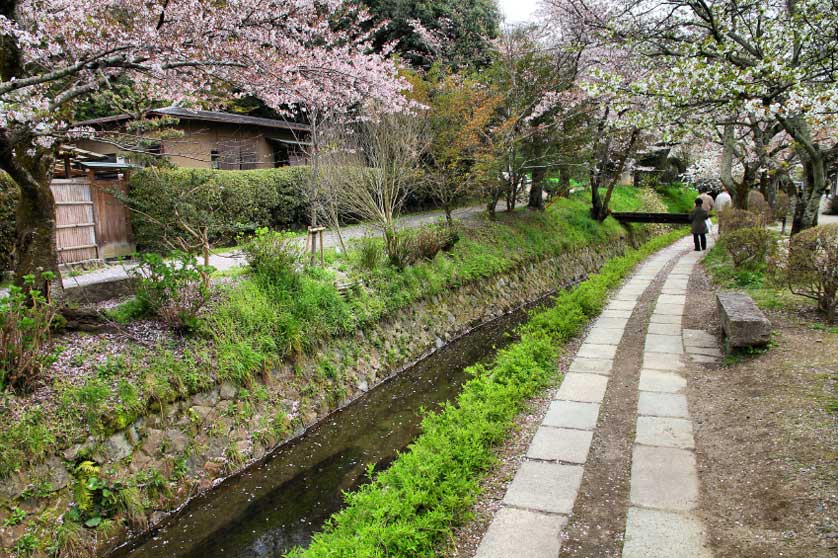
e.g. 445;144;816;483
734;165;754;210
791;153;827;235
443;205;453;226
0;136;62;298
558;163;571;197
528;167;545;210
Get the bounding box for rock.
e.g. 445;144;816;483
191;387;220;407
142;429;165;455
126;424;141;446
102;432;133;461
203;458;226;478
164;428;189;454
219;382;237;400
717;291;772;349
434;337;445;349
356;378;369;392
129;451;153;473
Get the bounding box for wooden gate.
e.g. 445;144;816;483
50;176;136;265
89;174;135;259
51;178;99;265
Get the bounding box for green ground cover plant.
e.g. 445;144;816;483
288;227;688;558
0;187;685;488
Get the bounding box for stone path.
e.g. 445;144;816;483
475;236;720;558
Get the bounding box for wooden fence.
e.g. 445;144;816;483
50;175;135;266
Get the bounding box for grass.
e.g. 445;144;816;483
0;187;679;483
288;228;687;558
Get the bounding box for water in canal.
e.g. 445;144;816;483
112;305;535;558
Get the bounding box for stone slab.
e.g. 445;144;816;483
577;343;618;359
635;416;694;449
613;293;640;302
629;445;698;511
649;314;682;325
595;317;630;330
638;392;689;418
622;507;711;558
585;328;625;346
647;322;681;336
569;357;613;376
475;507;566;558
555;373;609;403
683;329;718;348
608;300;637;311
638;369;686;393
644;334;684;354
642;352;684;371
654;303;685;316
527;427;593;463
600;309;633;319
543;400;600;430
685;345;722;357
657;294;687;305
689;354;720;364
503;461;584;514
717;291;772;348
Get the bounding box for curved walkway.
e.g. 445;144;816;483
475;235;719;558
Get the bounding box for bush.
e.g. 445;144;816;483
131;251;213;331
353;236;384;271
782;224;838;322
387;223;460;268
0;273;59;391
241;228;304;282
0;171;17;273
774;191;790;222
718;207;765;236
748;190;773;223
721;227;778;269
827;195;838;216
128;167;309;251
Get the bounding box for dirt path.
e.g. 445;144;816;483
685;267;838;557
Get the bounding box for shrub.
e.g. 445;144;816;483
353;236;384;271
721;227;778;269
128;167;309;251
241;227;303;282
718;207;765;236
828;195;838;216
131;251;213;330
748;190;773;223
773;191;790;222
783;224;838;322
386;223;460;268
0;273;59;391
0;171;17;273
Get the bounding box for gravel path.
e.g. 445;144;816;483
6;204;494;296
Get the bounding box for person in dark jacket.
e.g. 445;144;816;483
690;198;709;251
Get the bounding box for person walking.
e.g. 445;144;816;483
699;191;715;236
690;197;709;251
715;186;732;211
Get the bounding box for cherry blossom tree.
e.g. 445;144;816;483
0;0;407;293
598;0;838;233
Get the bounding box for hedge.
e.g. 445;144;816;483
127;167;310;251
288;227;688;558
0;172;17;273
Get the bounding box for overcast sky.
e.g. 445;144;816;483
497;0;540;23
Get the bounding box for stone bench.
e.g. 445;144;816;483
716;291;772;349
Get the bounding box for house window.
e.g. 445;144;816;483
214;139;258;170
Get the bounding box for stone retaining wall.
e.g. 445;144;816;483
0;234;638;554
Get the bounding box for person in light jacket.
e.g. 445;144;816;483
690;198;709;251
